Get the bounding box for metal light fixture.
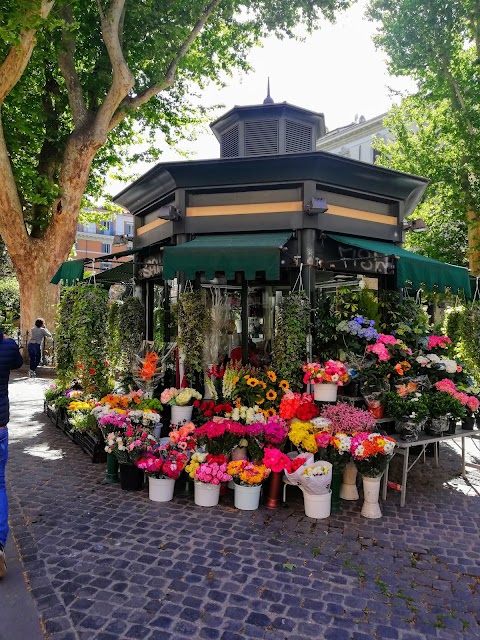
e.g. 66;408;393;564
113;234;133;246
305;197;328;215
157;204;181;221
403;218;428;232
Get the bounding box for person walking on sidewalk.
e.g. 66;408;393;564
0;326;23;577
27;318;51;378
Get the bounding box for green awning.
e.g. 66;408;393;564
162;232;292;280
328;234;472;297
93;261;135;283
50;259;85;285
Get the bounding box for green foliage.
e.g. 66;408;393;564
425;391;466;420
0;0;352;239
443;307;464;359
70;285;110;396
56;284;111;395
106;301;122;374
0;277;19;336
177;291;210;386
117;297;145;390
367;0;480;267
385;390;429;424
314;288;380;360
378;291;430;346
458;303;480;385
55;287;79;386
272;291;310;391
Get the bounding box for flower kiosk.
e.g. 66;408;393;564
46;96;477;520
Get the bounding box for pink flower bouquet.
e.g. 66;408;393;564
194;461;232;485
135;446;188;479
302;360;349;386
320;403;375;435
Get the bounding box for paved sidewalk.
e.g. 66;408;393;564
5;372;480;640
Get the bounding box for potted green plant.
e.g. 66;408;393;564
384;387;429;442
425;391;466;436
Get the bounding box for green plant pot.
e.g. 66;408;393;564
331;470;343;513
105;453;119;484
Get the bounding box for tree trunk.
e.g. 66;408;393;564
467;209;480;276
17;270;59;354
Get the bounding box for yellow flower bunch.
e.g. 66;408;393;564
226;460;270;486
288;420;319;453
68;400;94;412
185;452;207;479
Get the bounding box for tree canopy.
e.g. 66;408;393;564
0;0;353;331
367;0;480;273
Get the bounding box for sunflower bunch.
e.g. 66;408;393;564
231;368;290;419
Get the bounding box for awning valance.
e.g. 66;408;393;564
327;234;471;297
50;259;85;285
162;232;291;280
92;261;135;284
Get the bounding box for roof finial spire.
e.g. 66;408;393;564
263;77;274;104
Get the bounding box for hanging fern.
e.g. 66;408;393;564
272;291;310;391
117;297;145;390
55;287;78;386
177;290;211;386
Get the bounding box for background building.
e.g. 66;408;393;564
75;211;135;272
316;113;392;164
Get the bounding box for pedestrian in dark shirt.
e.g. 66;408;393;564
0;326;23;577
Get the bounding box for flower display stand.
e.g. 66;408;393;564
265;471;283;509
105;453;119;484
149;477;175;502
82;432;107;463
339;461;359;500
330;470;343;512
194;482;220;507
314;383;338;403
234;484;261;510
302;488;331;519
119;464;144;491
361;475;382;518
171;405;193;425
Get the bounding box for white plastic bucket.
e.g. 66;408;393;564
194;481;221;507
171;405;193;425
234;484;262;511
313;383;338;402
302;488;332;519
148;477;175;502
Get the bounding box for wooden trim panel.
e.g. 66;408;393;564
186;201;303;217
137;218;170;235
327;205;397;226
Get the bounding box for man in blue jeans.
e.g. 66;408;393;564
0;327;23;577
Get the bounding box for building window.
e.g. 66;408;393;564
100;220;113;235
372;148;382;164
101;243;111;254
125;222;134;237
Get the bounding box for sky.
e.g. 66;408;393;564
110;0;416;191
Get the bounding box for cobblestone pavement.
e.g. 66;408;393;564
6;373;480;640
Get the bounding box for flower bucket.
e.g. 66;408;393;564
395;420;419;442
194;481;221;507
339;461;359;501
171;405;193;425
463;416;477;431
148;477;175;502
367;401;384;419
234;484;262;511
426;416;449;436
361;475;382;519
314;383;338;403
301;488;331;519
119;464;144;491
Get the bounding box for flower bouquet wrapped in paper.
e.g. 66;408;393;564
283;452;315;485
297;461;332;495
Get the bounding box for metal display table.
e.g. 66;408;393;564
382;430;480;507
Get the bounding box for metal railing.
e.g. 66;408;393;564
14;330;56;367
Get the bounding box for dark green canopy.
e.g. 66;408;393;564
50;259;85;285
328;234;471;297
162;232;291;280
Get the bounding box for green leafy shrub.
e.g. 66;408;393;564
272;291;310;391
0;277;19;337
458;303;480;385
117;297;145;390
177;291;210;386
